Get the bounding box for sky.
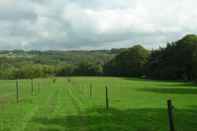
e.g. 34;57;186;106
0;0;197;50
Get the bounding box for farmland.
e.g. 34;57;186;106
0;77;197;131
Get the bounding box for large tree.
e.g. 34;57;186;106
104;45;150;77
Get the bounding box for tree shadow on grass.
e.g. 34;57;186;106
137;87;197;94
122;77;197;88
32;107;197;131
121;77;181;83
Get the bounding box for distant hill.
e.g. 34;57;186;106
0;48;126;66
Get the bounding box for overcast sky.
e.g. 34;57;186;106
0;0;196;50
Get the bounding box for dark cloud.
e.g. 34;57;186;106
0;9;37;21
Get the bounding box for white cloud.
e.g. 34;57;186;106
0;0;197;50
0;0;15;7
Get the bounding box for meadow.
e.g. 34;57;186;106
0;77;197;131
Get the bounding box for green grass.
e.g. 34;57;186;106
0;77;197;131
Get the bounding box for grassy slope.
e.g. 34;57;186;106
0;77;197;131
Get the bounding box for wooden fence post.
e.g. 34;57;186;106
105;86;109;110
90;84;93;97
38;81;40;95
167;99;175;131
16;79;19;103
31;79;34;96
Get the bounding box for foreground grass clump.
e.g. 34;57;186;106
0;77;196;131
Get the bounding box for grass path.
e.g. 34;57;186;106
20;79;93;131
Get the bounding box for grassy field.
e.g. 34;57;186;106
0;77;197;131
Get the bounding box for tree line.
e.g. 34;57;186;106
0;34;197;81
105;34;197;81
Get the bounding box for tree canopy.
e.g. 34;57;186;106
104;45;150;77
146;34;197;80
